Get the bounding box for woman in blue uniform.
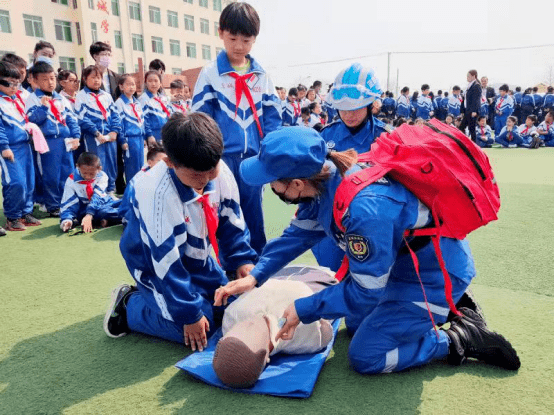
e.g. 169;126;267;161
214;126;520;375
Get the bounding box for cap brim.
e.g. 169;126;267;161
240;155;279;187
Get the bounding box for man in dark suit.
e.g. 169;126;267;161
89;42;126;194
460;70;482;142
481;76;496;126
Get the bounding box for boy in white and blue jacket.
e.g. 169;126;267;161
75;66;122;194
282;87;301;126
494;84;514;137
60;152;121;233
192;2;282;256
104;113;258;351
475;116;494;148
396;87;411;119
0;61;40;231
448;86;462;117
26;62;80;215
537;110;554;147
416;84;434;120
517;115;539;148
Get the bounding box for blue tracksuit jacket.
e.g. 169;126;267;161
114;95;146;183
537;120;554;146
495;126;523;147
75;87;122;193
120;161;258;343
416;95;433;120
139;90;172;142
282;98;301;126
26;89;80;211
475;124;494;148
448;95;462;117
396;95;411;118
251;163;475;374
382;97;396;118
517;124;537;147
494;95;514;136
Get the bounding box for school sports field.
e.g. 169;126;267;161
1;148;553;415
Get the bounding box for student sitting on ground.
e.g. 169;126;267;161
495;116;523;148
536;110;554;147
518;115;541;148
475;115;494;148
445;113;454;126
60;152;122;233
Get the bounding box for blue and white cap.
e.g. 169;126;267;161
327;63;382;111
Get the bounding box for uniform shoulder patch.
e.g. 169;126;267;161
346;234;371;262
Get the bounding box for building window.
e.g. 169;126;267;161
200;18;209;35
88;0;94;9
73;0;78;9
23;14;44;38
172;68;182;75
52;0;69;5
169;39;180;56
0;10;11;34
75;22;82;45
183;0;193;4
54;20;73;42
186;42;196;59
80;57;85;71
215;47;223;56
213;0;221;11
149;6;161;24
199;0;208;8
111;0;120;16
202;44;211;61
117;63;125;73
114;30;122;48
129;2;141;21
132;34;144;51
213;21;219;36
91;22;97;43
184;15;194;31
151;36;163;54
59;56;76;72
167;10;178;28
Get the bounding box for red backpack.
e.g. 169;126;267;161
333;119;500;318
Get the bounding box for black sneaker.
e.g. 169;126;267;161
445;307;520;370
49;209;61;218
447;288;486;325
103;284;137;338
5;218;26;231
21;214;41;227
0;226;6;237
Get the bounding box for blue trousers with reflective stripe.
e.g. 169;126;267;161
84;135;117;193
124;135;145;184
347;273;469;374
223;153;266;256
126;290;223;343
39;137;75;211
1;143;35;219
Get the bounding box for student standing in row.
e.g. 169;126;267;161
494;84;514;137
416;84;434;120
139;71;172;145
396;87;411;119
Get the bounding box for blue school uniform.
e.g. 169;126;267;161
416;95;433;120
251;163;474;374
396;95;411;119
537;120;554;146
495;126;523;147
542;93;554;114
0;92;34;220
26;90;80;212
114;95;146;183
493;95;514;136
517;124;537;148
169;99;189;114
520;94;535;125
475;124;494;148
120;161;258;343
139;90;172;143
382;97;396;118
192;50;282;255
59;168;121;224
282;98;301;126
479;95;489;118
75;87;122;193
448;94;462;117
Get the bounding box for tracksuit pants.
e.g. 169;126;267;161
0;143;35;219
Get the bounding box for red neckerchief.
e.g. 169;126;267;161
70;173;94;200
48;98;66;126
129;102;141;123
228;72;264;137
292;101;301;117
496;97;504;110
153;96;171;118
198;194;220;265
2;95;28;122
481;126;485;136
89;92;108;120
15;90;26;108
521;126;530;135
172;102;187;113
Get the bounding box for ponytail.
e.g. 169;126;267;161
327;149;358;177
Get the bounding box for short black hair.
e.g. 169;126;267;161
499;84;509;92
453;85;461;91
401;86;409;94
308;102;318;112
515;86;521;92
34;41;55;55
89;41;111;58
508;116;518;124
444;92;449;97
526;114;537;123
478;115;487;122
219;2;260;37
437;90;442;95
297;84;307;92
548;86;554;93
77;152;101;168
170;79;185;89
288;87;298;96
57;68;77;82
313;123;324;132
149;59;166;72
162;113;223;171
532;86;538;93
29;61;55;76
0;53;27;69
82;65;102;82
146;142;166;161
301;107;310;116
0;61;21;79
421;84;430;91
312;80;322;89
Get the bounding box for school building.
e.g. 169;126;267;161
0;0;228;75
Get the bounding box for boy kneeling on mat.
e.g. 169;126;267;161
104;113;257;351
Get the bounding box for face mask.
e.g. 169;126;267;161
271;185;314;205
36;55;53;65
98;56;111;68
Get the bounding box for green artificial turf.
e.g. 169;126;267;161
1;148;553;414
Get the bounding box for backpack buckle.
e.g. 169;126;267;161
421;162;433;174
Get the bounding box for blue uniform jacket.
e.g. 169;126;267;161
250;164;475;325
320;116;389;153
496;126;523;146
192;50;282;156
138;90;172;141
75;87;122;140
382;97;396;118
0;92;28;151
542;94;554;111
282;98;300;126
396;95;411;118
495;95;514;117
26;89;80;140
521;94;535;110
416;95;433;120
119;161;258;327
114;95;146;141
448;95;462;117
